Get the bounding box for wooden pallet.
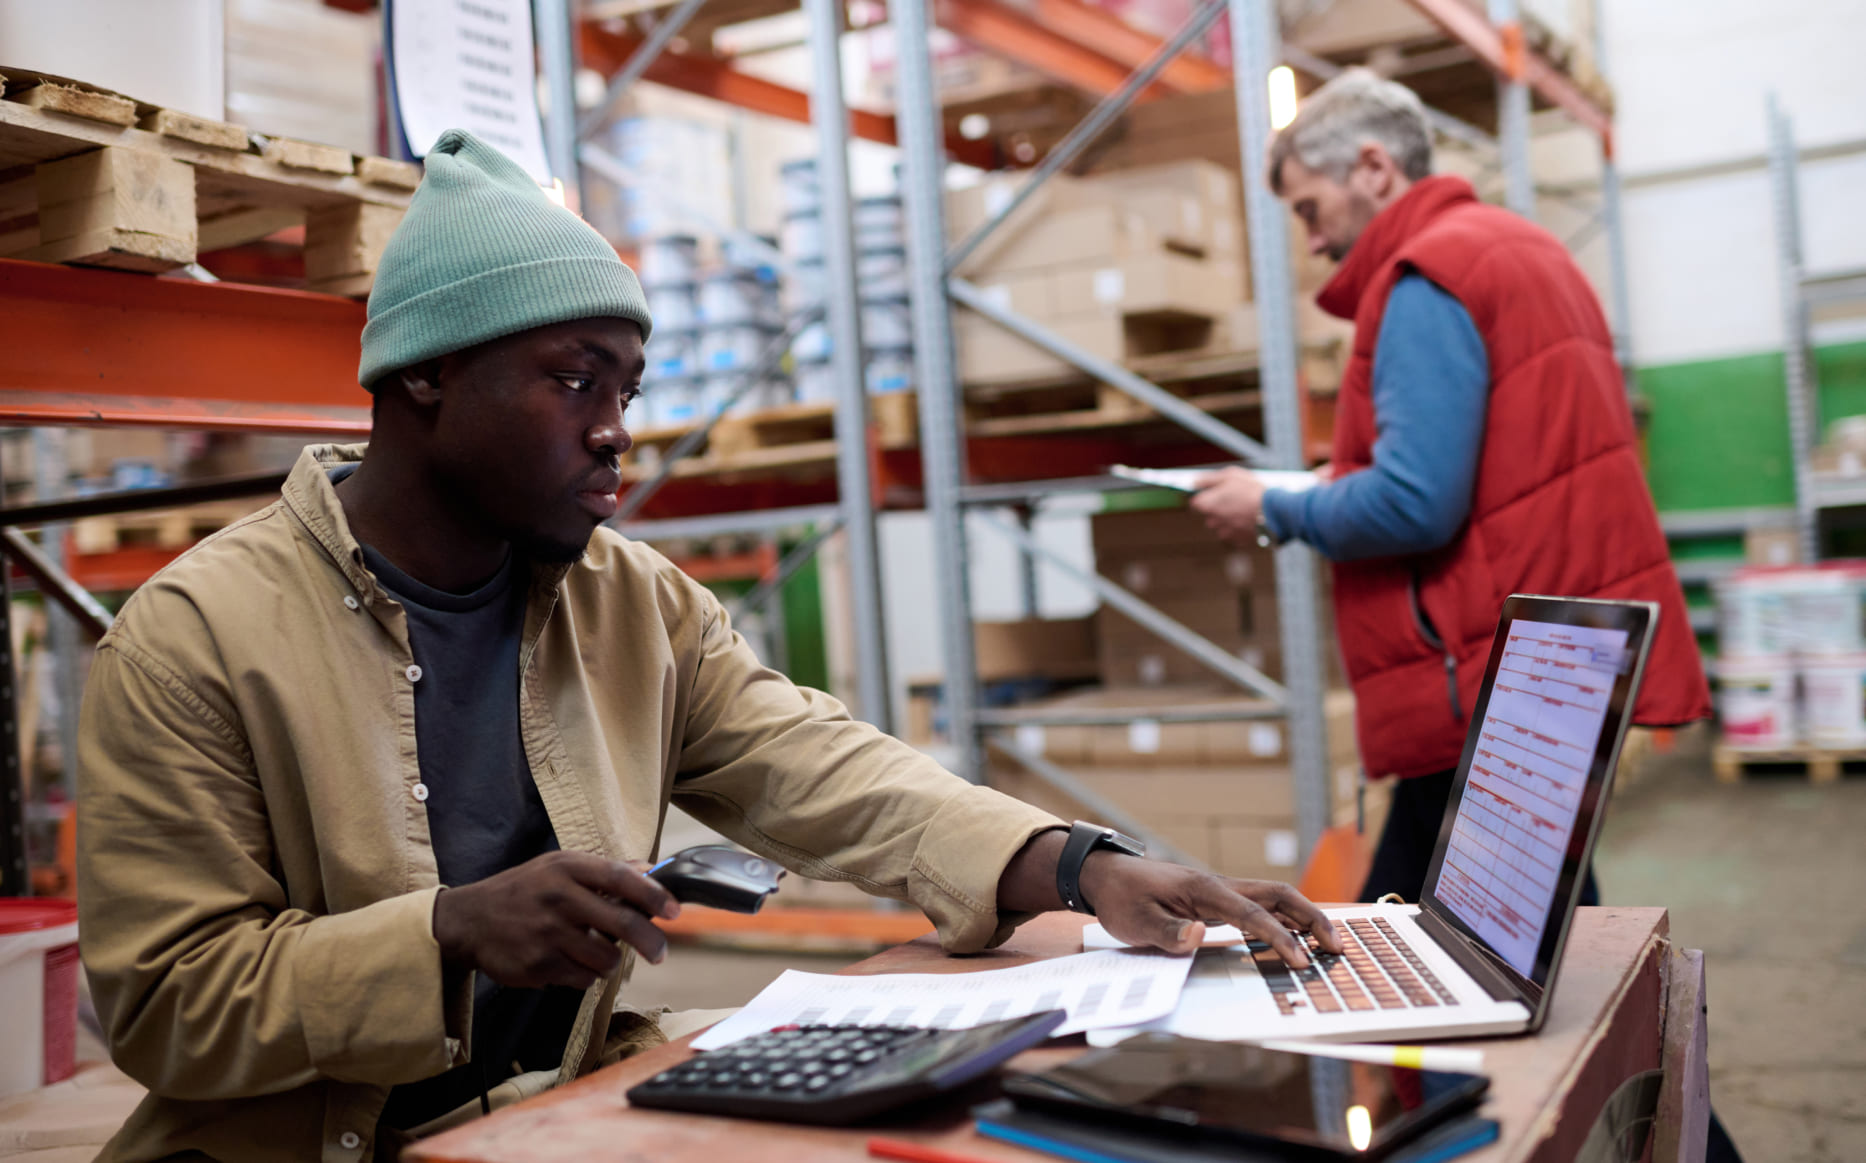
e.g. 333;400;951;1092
960;347;1268;437
0;67;416;294
71;499;270;555
622;393;919;480
1711;742;1864;784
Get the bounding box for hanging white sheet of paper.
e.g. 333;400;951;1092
391;0;553;183
691;948;1193;1050
1110;465;1323;494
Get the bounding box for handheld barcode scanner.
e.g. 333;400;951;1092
648;845;785;913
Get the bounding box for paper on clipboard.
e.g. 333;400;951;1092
1111;465;1323;494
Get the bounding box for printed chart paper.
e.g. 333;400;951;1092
691;948;1193;1050
390;0;554;183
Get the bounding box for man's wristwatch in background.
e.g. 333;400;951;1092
1255;510;1282;550
1056;821;1146;916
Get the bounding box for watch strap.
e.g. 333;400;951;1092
1056;821;1143;916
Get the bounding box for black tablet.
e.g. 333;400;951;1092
1001;1034;1489;1160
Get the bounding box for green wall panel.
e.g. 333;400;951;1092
1640;339;1866;512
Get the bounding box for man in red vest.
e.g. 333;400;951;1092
1192;69;1710;905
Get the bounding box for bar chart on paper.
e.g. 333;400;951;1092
1436;620;1629;975
690;949;1193;1050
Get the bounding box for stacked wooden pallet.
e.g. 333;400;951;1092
70;499;273;556
620;394;921;481
0;67;417;295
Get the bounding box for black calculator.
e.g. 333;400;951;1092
626;1010;1067;1125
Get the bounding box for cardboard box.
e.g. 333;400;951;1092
970;271;1054;321
1744;526;1800;566
1048;253;1242;321
960;204;1157;278
1091;506;1228;556
945;171;1084;246
953;312;1124;385
1100;635;1279;688
1069;161;1244;262
1096;591;1254;646
973;617;1100;682
1214;822;1303;880
1099;547;1266;600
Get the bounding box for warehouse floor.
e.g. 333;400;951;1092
632;724;1866;1163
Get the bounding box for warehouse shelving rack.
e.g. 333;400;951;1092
891;0;1627;869
1768;94;1866;561
576;0;1627;868
0;0;1626;893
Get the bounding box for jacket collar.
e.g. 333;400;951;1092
283;443;378;596
282;444;576;603
1316;174;1478;320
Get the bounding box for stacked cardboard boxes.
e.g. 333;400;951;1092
988;686;1362;881
944;161;1255;385
978;501;1362;880
1089;505;1332;686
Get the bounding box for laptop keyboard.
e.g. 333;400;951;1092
1245;917;1461;1017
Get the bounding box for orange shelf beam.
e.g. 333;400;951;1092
1029;0;1230;93
0;259;372;435
579;25;1000;171
669;544;782;583
662;905;934;947
1398;0;1613;148
935;0;1163;100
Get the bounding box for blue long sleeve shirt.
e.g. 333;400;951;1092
1261;272;1490;561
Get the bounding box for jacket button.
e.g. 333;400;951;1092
343;595;360;611
339;1131;361;1150
405;664;423;683
412;783;429;802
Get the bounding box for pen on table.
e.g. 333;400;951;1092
1257;1039;1487;1073
867;1135;1002;1163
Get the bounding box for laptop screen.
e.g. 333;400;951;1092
1420;596;1655;1005
1433;619;1629;975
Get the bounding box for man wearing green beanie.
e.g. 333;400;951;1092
74;130;1337;1161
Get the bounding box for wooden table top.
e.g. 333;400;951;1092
408;907;1670;1163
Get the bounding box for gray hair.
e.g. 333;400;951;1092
1267;68;1433;193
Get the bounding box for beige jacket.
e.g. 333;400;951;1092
76;444;1060;1162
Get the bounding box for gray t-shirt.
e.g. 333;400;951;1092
359;542;581;1130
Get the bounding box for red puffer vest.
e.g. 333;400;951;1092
1318;176;1709;780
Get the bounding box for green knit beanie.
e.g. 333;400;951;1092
358;129;653;389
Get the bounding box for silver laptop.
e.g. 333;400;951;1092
1100;595;1658;1044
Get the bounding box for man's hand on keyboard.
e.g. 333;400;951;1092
1080;855;1342;968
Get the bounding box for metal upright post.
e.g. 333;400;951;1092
534;0;581;196
894;0;983;781
1591;14;1634;392
1231;0;1331;861
1598;157;1634;388
804;0;892;731
31;431;80;803
1487;0;1535;218
1767;94;1820;563
1014;507;1040;619
0;441;22;896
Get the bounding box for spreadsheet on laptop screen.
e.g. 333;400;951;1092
1437;619;1630;975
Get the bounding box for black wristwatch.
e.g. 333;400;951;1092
1055;821;1145;916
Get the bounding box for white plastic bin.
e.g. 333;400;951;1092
1801;655;1866;746
1716;658;1798;748
640;234;699;286
0;899;79;1098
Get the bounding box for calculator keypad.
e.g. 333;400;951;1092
626;1011;1068;1125
640;1025;935;1100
